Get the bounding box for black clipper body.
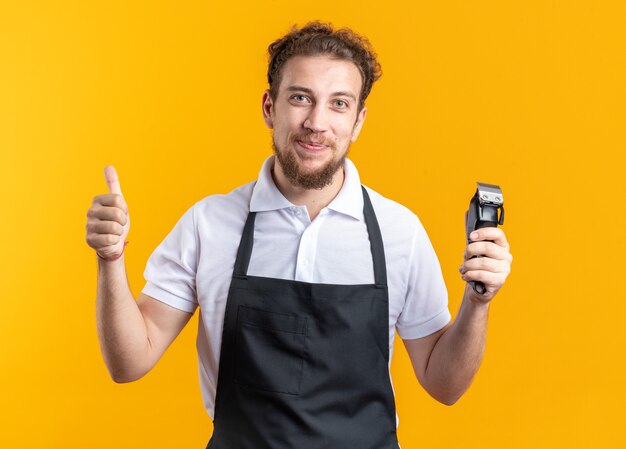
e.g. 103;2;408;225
466;182;505;295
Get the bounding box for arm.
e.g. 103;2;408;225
403;227;512;405
88;166;193;383
96;257;193;383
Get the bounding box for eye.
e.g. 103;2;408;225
291;94;309;103
334;99;349;109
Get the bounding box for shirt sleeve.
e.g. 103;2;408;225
396;220;451;340
141;206;199;313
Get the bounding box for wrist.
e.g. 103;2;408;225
463;284;493;309
97;241;129;263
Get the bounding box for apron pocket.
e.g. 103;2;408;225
235;305;307;395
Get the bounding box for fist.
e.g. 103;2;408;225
86;166;130;261
459;227;512;303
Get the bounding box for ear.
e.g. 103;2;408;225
351;107;367;142
262;90;274;129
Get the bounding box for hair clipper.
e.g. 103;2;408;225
466;182;504;295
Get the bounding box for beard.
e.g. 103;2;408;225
273;132;349;190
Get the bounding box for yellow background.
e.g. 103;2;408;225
1;1;624;447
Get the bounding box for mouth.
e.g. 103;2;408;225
296;140;330;152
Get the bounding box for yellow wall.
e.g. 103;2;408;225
1;1;624;447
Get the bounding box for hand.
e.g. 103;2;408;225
459;227;512;304
86;166;130;261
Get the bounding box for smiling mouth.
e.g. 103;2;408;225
296;140;329;151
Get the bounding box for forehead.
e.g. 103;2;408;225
277;55;362;97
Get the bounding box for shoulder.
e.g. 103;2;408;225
186;180;255;225
162;181;254;243
362;185;423;234
361;184;436;265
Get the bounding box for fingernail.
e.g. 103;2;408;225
470;231;478;240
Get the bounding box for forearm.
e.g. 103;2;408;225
422;285;490;405
96;255;152;382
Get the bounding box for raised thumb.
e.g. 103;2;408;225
104;165;123;195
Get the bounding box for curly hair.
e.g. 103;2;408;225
267;21;382;113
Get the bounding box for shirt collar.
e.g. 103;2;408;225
249;155;364;221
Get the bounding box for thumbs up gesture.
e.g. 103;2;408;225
86;166;131;261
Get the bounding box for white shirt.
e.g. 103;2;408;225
142;156;451;419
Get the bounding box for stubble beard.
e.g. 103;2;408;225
272;133;349;190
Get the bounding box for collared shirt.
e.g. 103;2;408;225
142;155;451;419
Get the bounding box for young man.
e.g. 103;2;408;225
86;22;512;449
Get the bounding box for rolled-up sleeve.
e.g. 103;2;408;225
142;206;199;313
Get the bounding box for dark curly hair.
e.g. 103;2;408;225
267;21;382;113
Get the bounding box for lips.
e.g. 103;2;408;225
296;140;329;151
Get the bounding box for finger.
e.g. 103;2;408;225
469;227;508;248
461;270;506;289
104;166;123;196
460;256;498;274
91;194;128;214
465;241;511;261
86;220;125;236
87;205;129;226
86;232;122;249
460;256;510;275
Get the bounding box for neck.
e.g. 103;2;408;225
272;159;345;221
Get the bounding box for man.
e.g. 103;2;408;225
86;22;512;449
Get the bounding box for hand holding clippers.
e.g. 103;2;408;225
465;182;505;295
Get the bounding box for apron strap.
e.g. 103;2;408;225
233;210;257;278
233;186;387;286
361;186;388;288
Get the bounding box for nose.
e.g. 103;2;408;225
303;103;328;133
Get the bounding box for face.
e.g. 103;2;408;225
262;55;367;190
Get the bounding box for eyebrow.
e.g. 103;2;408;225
285;85;357;101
